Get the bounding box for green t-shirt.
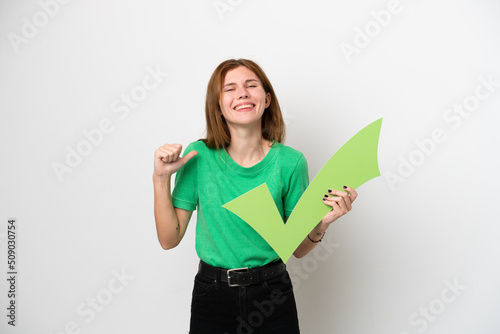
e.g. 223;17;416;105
172;140;309;269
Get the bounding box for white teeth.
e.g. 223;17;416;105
234;104;253;110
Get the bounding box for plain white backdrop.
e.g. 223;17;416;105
1;0;499;333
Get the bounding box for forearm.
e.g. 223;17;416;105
293;220;329;258
153;174;184;249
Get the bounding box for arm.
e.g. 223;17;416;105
293;186;358;258
152;144;197;250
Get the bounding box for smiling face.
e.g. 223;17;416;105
204;59;285;149
219;66;271;132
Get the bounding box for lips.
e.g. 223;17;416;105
233;103;255;111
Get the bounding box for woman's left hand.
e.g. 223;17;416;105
320;186;358;225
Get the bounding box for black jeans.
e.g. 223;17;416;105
189;263;300;334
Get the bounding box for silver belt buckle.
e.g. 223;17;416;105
227;267;250;287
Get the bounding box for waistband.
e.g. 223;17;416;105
197;259;286;287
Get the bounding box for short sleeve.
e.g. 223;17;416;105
283;154;309;217
171;142;199;211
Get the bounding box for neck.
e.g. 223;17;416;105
226;127;272;167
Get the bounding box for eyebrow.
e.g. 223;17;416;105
223;79;259;88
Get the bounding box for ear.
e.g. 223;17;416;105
265;92;271;108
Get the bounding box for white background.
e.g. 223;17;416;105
1;0;499;333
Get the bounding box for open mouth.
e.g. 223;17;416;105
234;103;255;111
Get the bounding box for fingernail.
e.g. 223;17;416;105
343;186;347;189
322;198;326;201
324;194;328;198
328;189;332;193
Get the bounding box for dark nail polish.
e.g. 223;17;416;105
322;198;326;201
343;186;347;189
328;189;332;193
324;194;328;198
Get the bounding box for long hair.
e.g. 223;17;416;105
203;59;285;149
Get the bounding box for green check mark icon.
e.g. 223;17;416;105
222;118;383;263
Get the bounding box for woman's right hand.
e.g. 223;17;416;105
153;144;198;177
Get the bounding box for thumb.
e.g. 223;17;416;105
178;150;198;165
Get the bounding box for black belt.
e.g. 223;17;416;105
198;259;286;287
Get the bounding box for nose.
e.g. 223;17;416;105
236;86;249;99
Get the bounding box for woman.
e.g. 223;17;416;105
153;59;357;333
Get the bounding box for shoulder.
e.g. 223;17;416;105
272;142;308;175
185;140;210;154
183;140;222;167
273;142;306;160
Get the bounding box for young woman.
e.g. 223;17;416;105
153;59;357;333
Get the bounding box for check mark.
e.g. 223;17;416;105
222;118;383;263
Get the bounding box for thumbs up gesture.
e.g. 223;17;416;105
153;144;198;177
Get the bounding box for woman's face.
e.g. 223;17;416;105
219;66;271;132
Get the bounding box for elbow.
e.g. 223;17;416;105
159;240;179;250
